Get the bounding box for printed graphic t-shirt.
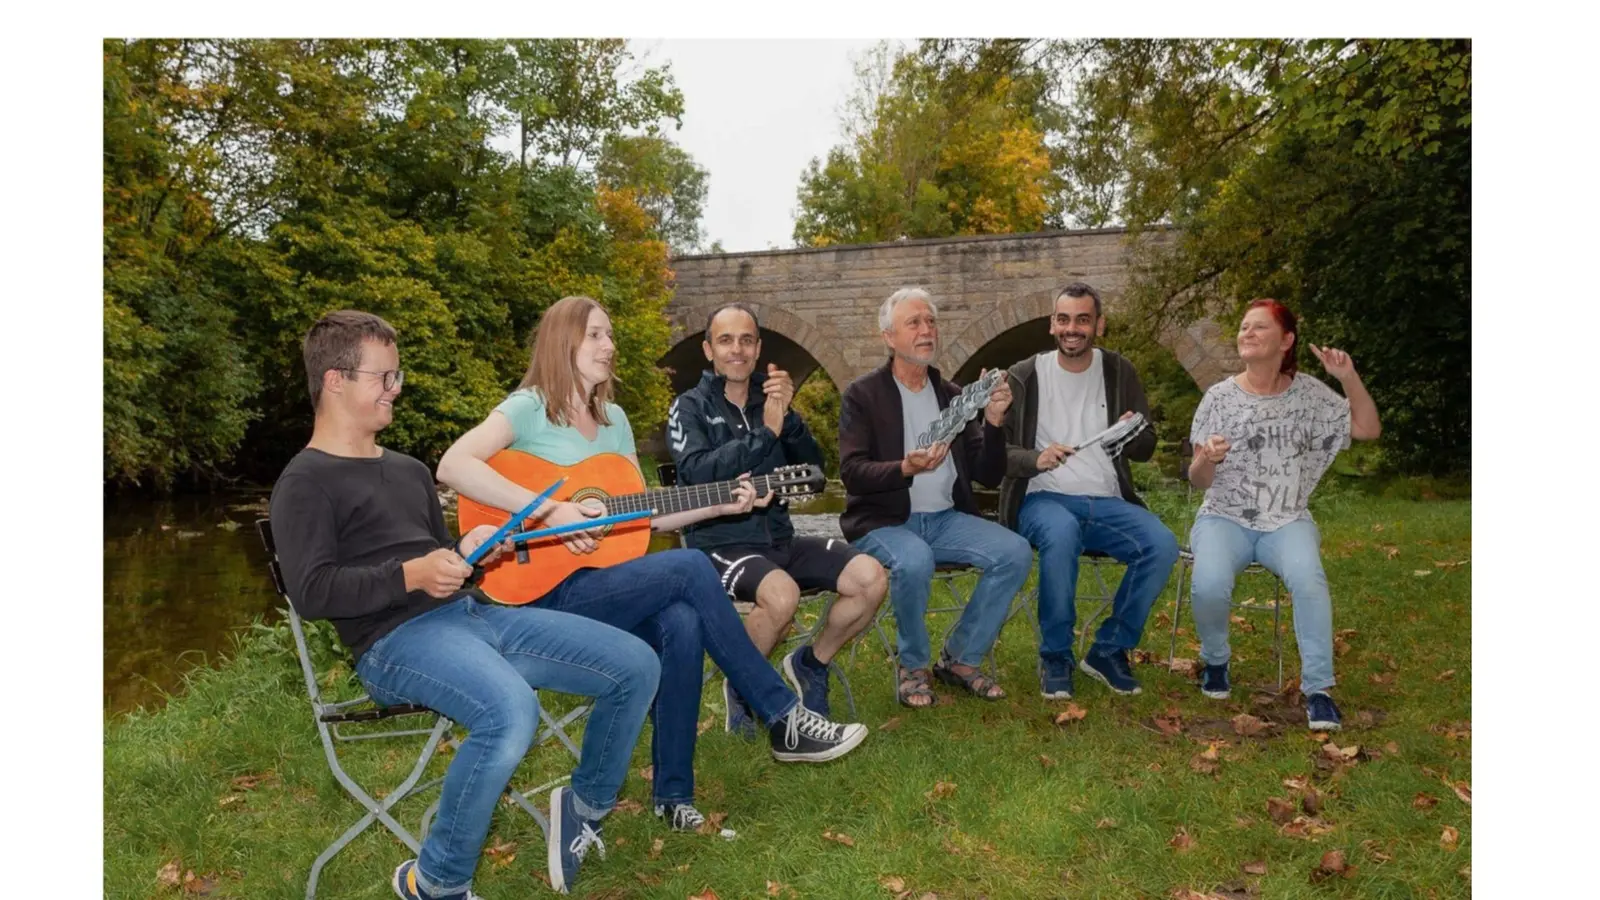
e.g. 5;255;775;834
1189;374;1351;532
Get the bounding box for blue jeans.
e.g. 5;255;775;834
1189;515;1335;695
1017;492;1180;661
355;596;660;897
538;550;800;803
854;509;1033;671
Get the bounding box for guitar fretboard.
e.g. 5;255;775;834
604;475;789;517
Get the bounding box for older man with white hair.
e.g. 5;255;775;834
838;287;1033;709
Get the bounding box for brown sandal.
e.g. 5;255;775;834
897;666;935;708
932;656;1006;701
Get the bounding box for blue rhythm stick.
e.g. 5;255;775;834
506;509;654;545
463;478;567;567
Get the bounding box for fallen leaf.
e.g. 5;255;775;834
689;890;721;900
484;838;517;868
925;781;958;801
1440;825;1460;850
1459;864;1471;878
767;881;789;897
1382;545;1400;559
1038;754;1056;768
1412;569;1432;577
157;861;181;888
822;830;856;847
1361;839;1393;863
1309;849;1353;884
218;794;244;808
1447;780;1471;804
1371;522;1384;532
1369;671;1396;685
639;765;654;782
696;811;729;836
1234;816;1255;828
1385;741;1400;755
1414;793;1439;810
649;837;664;860
1435;669;1456;681
676;864;690;872
1267;797;1297;824
1434;559;1468;568
1242;860;1267;875
181;871;219;895
698;716;714;735
1053;703;1088;725
880;716;903;732
1231;713;1267;737
1168;657;1202;677
917;894;940;900
1301;788;1323;815
1280;815;1335;839
878;875;907;893
1095;817;1118;829
613;798;644;815
1152;710;1185;736
1169;828;1195;852
1147;762;1164;772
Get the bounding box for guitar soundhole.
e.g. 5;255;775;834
569;487;619;537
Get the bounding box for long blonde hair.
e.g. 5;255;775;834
517;295;614;427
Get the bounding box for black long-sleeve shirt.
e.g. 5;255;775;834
268;447;470;662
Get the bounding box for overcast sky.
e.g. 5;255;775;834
632;39;896;254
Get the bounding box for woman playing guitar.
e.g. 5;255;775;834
437;295;869;843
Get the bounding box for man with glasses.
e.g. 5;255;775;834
268;310;661;898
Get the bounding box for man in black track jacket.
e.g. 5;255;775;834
669;303;887;734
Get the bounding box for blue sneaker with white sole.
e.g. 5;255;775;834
390;859;481;900
1079;647;1141;695
1305;692;1343;731
547;785;605;895
1199;663;1230;699
1039;655;1075;699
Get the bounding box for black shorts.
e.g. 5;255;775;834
702;537;864;604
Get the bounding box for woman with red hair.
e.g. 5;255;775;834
1186;299;1382;731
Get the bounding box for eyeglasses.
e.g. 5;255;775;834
341;368;405;391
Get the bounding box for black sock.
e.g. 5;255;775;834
800;644;825;670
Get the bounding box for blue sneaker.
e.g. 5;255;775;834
1199;663;1230;700
1039;655;1075;699
781;645;832;718
723;679;758;740
390;859;481;900
547;785;605;895
1306;692;1343;731
1079;647;1141;695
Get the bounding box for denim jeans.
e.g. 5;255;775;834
1188;515;1335;695
1017;492;1180;662
854;509;1032;670
629;602;702;807
355;596;660;897
538;550;800;797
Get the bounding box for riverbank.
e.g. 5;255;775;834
106;483;1470;899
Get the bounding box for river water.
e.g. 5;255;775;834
103;486;868;718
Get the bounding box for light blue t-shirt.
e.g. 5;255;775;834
495;389;636;464
895;378;956;514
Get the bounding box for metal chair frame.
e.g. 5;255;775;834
256;519;582;899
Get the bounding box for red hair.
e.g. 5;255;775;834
1246;298;1299;376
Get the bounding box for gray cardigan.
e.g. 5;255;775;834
998;349;1157;530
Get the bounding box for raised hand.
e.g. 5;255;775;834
1309;344;1358;381
763;363;795;434
982;369;1013;426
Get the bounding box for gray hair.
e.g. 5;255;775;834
878;287;938;332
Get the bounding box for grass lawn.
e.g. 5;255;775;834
105;478;1470;899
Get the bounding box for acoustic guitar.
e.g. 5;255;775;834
457;451;826;605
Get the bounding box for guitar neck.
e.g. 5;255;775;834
604;474;791;518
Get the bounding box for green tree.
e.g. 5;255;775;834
596;134;709;254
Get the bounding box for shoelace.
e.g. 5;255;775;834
783;706;842;748
567;823;606;862
667;805;706;831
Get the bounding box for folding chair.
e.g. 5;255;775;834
1165;440;1287;690
656;464;860;719
256;519;582;899
1005;549;1122;659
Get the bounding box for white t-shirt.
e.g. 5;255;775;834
896;377;956;514
1028;350;1120;498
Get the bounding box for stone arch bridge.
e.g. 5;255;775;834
660;227;1241;400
